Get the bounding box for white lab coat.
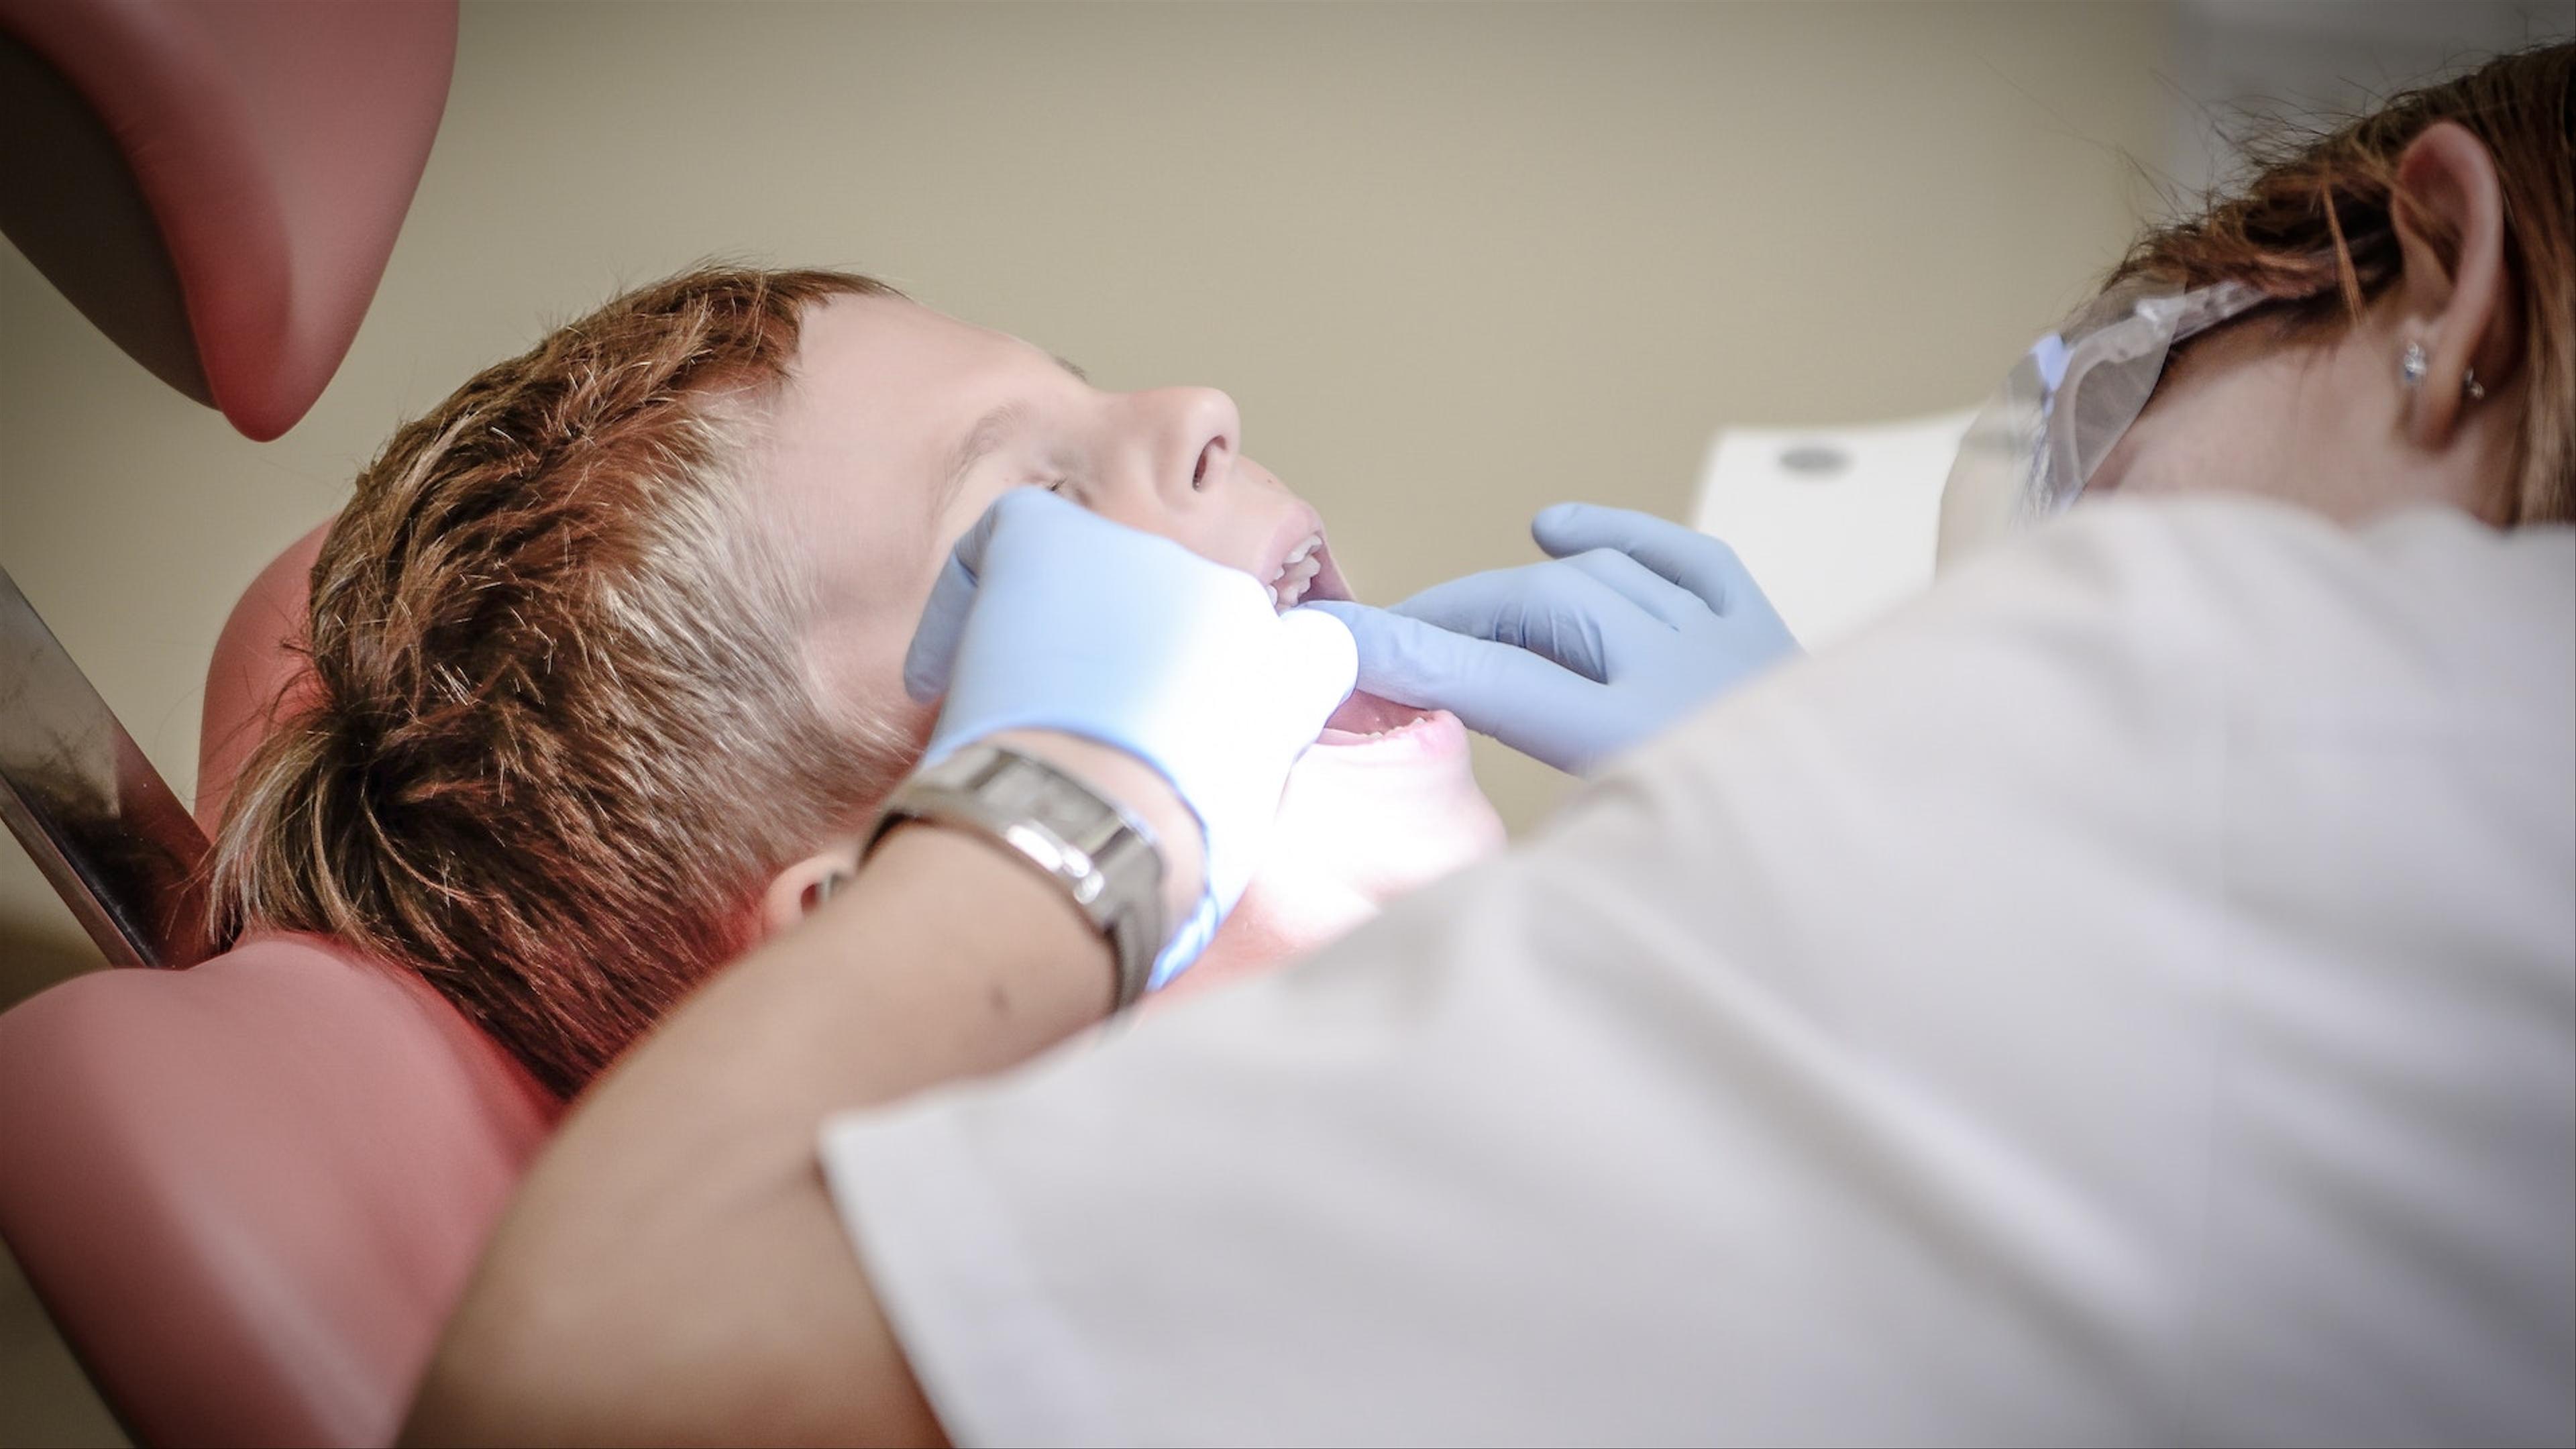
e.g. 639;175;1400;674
819;497;2576;1447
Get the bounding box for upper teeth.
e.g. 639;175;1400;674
1271;533;1322;583
1272;568;1319;610
1271;533;1324;611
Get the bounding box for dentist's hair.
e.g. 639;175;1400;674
2114;40;2573;524
211;266;914;1098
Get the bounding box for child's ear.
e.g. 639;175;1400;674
758;843;862;939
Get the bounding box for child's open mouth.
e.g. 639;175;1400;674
1258;525;1442;746
1319;690;1442;746
1268;532;1352;612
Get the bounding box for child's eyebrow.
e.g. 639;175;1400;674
929;356;1087;518
934;402;1025;520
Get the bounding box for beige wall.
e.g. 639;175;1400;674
1;0;2183;984
42;4;2576;1440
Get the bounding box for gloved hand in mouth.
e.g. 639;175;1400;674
1310;503;1799;775
904;487;1360;987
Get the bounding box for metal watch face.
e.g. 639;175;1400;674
1024;771;1110;843
968;756;1121;849
894;745;1163;1008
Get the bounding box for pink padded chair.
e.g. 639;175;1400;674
0;0;459;440
194;521;329;839
0;949;556;1448
0;527;561;1448
2;0;461;968
0;4;563;1445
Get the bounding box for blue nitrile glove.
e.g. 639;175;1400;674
1307;503;1798;775
903;488;1358;987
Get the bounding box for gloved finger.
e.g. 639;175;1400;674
902;548;981;702
1273;606;1361;732
950;482;1051;571
1552;547;1706;630
1383;561;1643;684
1532;502;1762;616
1306;600;1607;755
902;488;1081;702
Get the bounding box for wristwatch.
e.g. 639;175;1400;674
863;742;1168;1010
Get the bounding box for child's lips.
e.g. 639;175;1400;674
1317;690;1460;751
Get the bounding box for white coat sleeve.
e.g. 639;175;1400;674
818;499;2576;1448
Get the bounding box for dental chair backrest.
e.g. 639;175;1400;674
1;0;458;971
0;527;560;1448
0;4;558;1442
194;521;329;837
0;942;557;1448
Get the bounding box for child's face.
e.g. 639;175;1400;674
747;292;1504;977
753;292;1350;738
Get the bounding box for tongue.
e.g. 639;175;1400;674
1322;690;1429;740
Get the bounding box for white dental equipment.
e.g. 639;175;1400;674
1690;408;1976;649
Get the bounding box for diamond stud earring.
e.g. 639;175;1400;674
2463;368;2486;402
2400;340;2429;387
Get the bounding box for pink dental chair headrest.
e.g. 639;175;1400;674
0;6;538;1442
0;525;558;1448
194;519;329;838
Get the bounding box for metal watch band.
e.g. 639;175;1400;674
863;743;1167;1010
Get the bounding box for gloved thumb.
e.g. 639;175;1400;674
1273;606;1360;733
900;489;1074;702
902;548;979;702
1531;501;1758;617
1305;598;1593;746
1303;600;1432;700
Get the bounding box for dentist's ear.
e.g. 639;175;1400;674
2389;120;2518;451
760;845;863;938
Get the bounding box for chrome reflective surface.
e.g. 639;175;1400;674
1;566;209;968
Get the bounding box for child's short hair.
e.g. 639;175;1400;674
213;266;914;1097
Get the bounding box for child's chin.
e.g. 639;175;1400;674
1154;705;1501;1004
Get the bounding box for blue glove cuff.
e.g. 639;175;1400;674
904;490;1357;998
1151;895;1222;991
